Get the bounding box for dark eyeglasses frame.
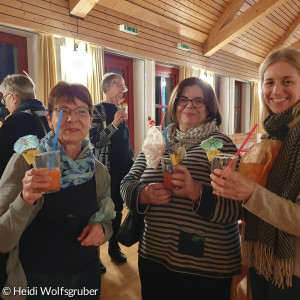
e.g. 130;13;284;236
54;107;91;118
176;96;206;108
1;94;10;105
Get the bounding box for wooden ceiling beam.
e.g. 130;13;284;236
204;0;287;57
98;0;207;43
290;39;300;50
222;44;264;64
209;0;244;39
273;14;300;50
69;0;100;19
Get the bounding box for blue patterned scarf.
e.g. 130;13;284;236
37;131;95;189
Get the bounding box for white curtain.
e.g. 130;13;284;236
37;33;57;106
87;43;104;104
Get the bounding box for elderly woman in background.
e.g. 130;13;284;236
211;48;300;300
121;77;242;300
90;73;134;271
0;82;114;300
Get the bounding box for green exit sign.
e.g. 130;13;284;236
119;24;139;35
177;43;190;51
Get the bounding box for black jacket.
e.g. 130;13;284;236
0;99;50;178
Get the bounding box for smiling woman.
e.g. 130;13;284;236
0;81;115;300
120;77;241;300
210;48;300;300
45;82;94;159
262;60;300;115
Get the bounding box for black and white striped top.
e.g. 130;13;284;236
120;130;243;278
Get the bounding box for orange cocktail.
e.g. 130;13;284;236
34;150;61;194
161;157;176;189
163;171;175;188
40;168;61;193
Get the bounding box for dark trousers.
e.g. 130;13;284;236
138;256;232;300
109;159;133;247
25;262;101;299
249;268;300;300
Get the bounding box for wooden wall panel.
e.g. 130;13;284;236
0;0;260;81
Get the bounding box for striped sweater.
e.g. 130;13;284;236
120;131;242;278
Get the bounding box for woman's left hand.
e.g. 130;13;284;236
77;222;104;247
171;165;202;201
210;169;256;201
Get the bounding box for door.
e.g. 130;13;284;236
155;65;179;128
0;31;28;121
0;31;28;81
104;53;134;149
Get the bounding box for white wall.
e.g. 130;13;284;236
219;76;230;135
133;59;145;156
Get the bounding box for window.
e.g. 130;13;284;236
234;81;242;133
155;65;179;128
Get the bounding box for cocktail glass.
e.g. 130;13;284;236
34;150;61;194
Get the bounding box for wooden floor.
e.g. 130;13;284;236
100;241;140;300
99;209;249;300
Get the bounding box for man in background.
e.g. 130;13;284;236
0;74;50;177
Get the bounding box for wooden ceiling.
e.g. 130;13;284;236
69;0;300;64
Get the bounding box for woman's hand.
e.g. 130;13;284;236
210;169;256;201
77;222;105;247
112;110;127;127
171;165;201;201
22;168;52;205
139;183;171;205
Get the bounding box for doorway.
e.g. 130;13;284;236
104;53;134;148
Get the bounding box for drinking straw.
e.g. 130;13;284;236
159;112;166;131
163;127;173;172
224;123;258;172
49;110;63;170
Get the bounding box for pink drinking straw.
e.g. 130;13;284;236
159;111;166;131
224;123;258;172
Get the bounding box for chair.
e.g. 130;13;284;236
230;221;252;300
230;265;252;300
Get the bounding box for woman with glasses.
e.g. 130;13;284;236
0;82;114;299
89;73;134;271
121;77;242;300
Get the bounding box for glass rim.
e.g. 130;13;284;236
212;153;235;158
35;149;60;157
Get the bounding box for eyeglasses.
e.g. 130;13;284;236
176;96;206;108
112;82;128;92
1;94;10;105
54;107;91;119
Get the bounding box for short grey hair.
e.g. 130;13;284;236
0;74;36;101
101;73;123;94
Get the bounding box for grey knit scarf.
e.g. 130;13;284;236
166;120;218;151
243;107;300;288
